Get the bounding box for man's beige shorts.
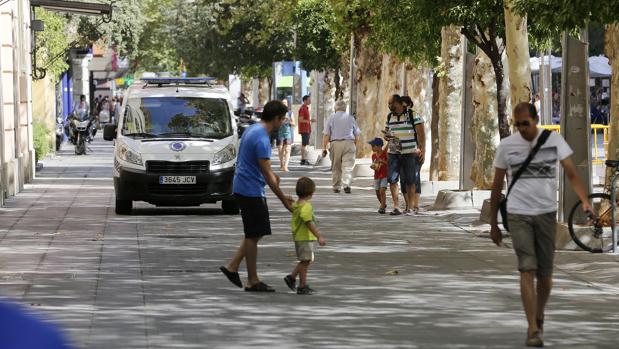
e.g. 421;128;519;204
295;241;315;262
507;212;557;278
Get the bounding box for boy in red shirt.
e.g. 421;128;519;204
369;138;388;214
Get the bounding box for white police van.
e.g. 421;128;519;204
103;77;239;215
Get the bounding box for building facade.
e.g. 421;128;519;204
0;0;35;205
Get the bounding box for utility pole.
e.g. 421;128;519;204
559;26;591;223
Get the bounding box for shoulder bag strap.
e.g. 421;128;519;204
505;129;552;198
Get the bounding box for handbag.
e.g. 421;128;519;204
500;129;551;231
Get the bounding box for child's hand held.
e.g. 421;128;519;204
318;237;326;246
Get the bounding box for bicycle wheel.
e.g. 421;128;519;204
568;193;617;253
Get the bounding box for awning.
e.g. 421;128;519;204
30;0;112;16
89;53;129;80
530;55;612;78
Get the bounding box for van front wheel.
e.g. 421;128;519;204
115;199;132;215
221;199;239;215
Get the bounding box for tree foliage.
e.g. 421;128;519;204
365;0;441;66
172;0;295;80
134;0;182;73
77;0;145;60
514;0;619;50
293;0;342;72
34;8;74;82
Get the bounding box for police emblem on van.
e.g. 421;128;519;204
169;142;186;152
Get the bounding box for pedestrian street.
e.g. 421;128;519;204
0;138;618;348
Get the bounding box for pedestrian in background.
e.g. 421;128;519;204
385;96;403;212
220;100;294;293
237;93;249;114
284;177;326;295
72;95;89;120
110;97;118;124
277;99;295;172
383;95;425;216
321;99;360;193
298;95;314;165
402;95;424;213
369;137;388;214
489;102;591;347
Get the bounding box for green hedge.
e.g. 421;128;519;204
33;120;51;163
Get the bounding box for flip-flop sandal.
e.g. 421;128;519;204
245;282;275;292
220;266;243;288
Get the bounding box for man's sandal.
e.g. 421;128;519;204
525;331;543;347
220;266;242;288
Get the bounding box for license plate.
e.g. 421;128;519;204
159;176;196;185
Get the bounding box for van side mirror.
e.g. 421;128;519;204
103;124;117;141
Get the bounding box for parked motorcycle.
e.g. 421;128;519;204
55;116;64;151
236;108;259;138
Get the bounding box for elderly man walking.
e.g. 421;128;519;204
322;100;360;193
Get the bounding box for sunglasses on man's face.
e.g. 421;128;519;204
514;120;532;127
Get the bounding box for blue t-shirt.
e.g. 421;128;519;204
233;123;272;197
0;300;74;349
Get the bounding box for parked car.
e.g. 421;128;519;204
103;77;239;215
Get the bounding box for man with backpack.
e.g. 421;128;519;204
383;94;425;216
489;102;591;347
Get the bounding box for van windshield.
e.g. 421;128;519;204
121;97;232;139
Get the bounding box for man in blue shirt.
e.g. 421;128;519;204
0;299;74;349
220;100;294;292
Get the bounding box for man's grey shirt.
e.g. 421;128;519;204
323;111;361;141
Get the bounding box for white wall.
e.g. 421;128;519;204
0;0;34;201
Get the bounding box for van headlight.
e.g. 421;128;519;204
118;143;143;166
213;144;236;165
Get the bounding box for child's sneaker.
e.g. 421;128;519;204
284;275;296;292
297;285;314;295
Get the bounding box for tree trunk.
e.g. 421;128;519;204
334;68;343;100
339;54;351;105
605;24;619;183
430;71;440;181
354;35;401;157
504;1;532;108
322;70;336;119
258;78;269;106
438;25;464;181
470;50;500;188
267;76;273;101
493;61;511;138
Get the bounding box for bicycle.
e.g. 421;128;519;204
568;160;619;253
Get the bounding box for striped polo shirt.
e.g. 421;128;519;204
386;109;424;154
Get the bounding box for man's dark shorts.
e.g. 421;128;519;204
388;153;417;186
300;133;310;146
507;212;557;278
235;194;272;239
